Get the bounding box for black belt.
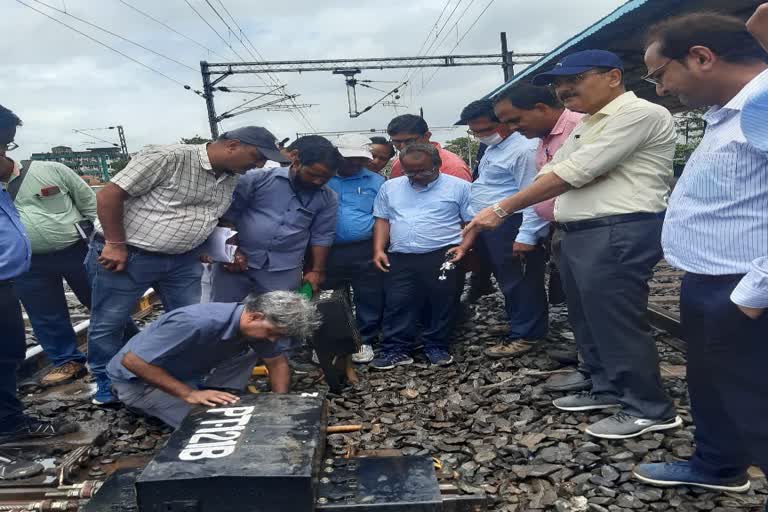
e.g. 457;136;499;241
555;212;664;233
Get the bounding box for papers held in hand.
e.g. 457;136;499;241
204;227;238;263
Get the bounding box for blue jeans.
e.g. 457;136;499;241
682;273;768;479
86;240;203;382
14;242;90;367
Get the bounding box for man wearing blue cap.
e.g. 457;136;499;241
87;126;288;405
463;49;680;439
632;10;768;499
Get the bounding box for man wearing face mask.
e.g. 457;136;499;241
371;144;476;370
87;126;286;406
459;99;549;359
462;50;679;440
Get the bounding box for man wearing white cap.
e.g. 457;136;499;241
326;134;386;363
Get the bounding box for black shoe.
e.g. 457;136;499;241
0;452;44;480
547;348;579;365
0;417;79;444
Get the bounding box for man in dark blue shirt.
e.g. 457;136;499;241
326;135;386;363
0;105;75;479
107;291;320;428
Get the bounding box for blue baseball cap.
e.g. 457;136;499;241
532;50;624;86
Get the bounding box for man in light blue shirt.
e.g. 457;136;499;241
461;99;549;358
634;12;768;496
325;135;386;364
370;144;476;370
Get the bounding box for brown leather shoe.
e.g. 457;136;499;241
40;361;86;386
483;340;533;359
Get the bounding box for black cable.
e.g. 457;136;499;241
16;0;192;89
116;0;227;60
184;0;246;61
28;0;198;73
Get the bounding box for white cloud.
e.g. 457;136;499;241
4;0;626;158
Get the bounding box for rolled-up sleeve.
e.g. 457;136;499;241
731;257;768;309
544;108;664;188
373;184;391;219
308;191;338;247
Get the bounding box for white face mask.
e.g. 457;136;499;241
477;133;503;146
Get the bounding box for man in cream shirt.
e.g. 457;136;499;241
465;50;680;440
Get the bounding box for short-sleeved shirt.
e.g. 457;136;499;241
0;183;31;280
327;168;385;243
94;144;239;254
373;174;472;254
223;167;338;271
390;142;472;182
107;303;281;384
11;161;97;254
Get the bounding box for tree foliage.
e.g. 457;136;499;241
443;136;480;166
180;135;211;145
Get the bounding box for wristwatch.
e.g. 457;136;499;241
492;202;509;219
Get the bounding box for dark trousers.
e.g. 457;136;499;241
0;281;26;430
683;273;768;478
14;242;89;367
380;248;460;352
559;218;674;419
480;214;548;340
323;241;384;346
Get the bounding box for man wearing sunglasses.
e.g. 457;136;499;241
386;114;471;182
463;50;679;440
633;11;768;498
0;105;76;479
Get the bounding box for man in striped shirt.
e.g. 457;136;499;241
634;12;768;498
88;126;287;406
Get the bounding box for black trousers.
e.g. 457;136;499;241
559;218;674;420
323;241;384;346
0;280;26;430
380;248;460;352
683;273;768;479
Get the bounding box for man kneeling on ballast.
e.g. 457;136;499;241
105;291;321;428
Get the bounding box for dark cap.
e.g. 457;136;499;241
532;50;624;86
220;126;290;163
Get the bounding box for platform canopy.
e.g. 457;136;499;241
485;0;760;113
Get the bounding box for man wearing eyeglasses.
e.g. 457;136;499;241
386;114;471;182
0;105;77;479
463;50;679;440
632;11;768;498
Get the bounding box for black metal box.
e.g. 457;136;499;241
316;456;443;511
136;394;327;512
81;469;139;512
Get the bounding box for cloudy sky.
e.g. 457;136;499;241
4;0;626;160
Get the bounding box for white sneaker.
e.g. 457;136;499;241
352;344;375;364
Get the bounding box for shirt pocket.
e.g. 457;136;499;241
288;207;315;230
37;191;69;214
356;189;376;213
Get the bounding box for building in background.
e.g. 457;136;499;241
30;145;122;182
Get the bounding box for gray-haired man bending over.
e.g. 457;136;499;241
106;291;321;428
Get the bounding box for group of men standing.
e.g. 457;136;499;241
0;5;767;508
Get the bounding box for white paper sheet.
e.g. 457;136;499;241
204;227;238;263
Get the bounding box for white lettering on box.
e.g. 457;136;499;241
178;405;254;461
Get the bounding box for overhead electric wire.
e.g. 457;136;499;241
401;0;462;86
116;0;227;60
204;0;316;131
416;0;497;95
73;129;119;147
26;0;198;73
183;0;246;61
16;0;193;90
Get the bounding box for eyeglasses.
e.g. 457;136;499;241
468;125;498;137
389;136;421;147
1;142;18;152
548;69;615;88
641;59;672;86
